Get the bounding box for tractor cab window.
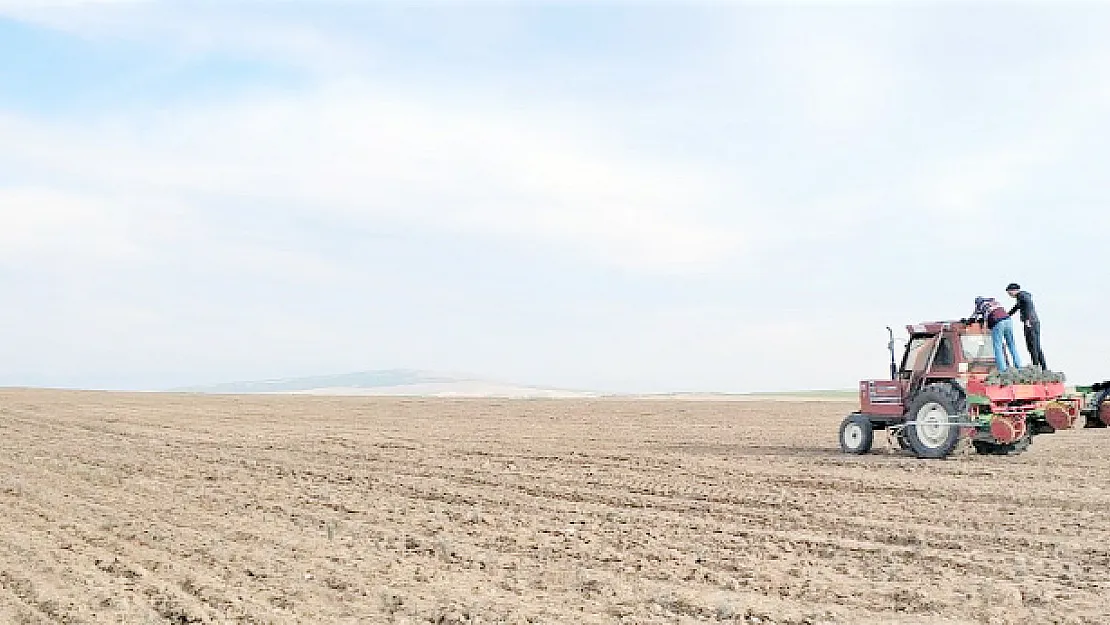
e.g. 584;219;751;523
961;334;995;362
934;337;954;366
900;337;930;377
900;335;954;375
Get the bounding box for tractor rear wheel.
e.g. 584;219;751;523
972;436;1032;456
839;414;874;454
904;384;965;459
1099;389;1110;427
1086;389;1110;428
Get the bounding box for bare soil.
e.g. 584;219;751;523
0;389;1107;624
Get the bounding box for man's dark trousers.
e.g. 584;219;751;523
1024;320;1046;370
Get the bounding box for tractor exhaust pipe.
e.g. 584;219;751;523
887;326;897;380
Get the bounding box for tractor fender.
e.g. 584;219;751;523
926;378;968;405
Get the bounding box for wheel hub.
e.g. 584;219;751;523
843;423;863;449
915;402;951;448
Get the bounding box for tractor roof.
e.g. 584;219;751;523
907;321;948;335
905;321;985;337
906;321;976;335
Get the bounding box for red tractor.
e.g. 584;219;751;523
840;320;1110;459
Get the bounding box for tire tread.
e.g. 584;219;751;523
904;383;966;459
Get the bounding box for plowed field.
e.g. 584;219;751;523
0;389;1108;624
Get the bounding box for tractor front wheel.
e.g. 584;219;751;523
839;414;874;455
904;384;965;459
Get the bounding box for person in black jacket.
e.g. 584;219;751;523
1006;282;1046;370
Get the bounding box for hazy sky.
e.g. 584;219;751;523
1;1;1108;392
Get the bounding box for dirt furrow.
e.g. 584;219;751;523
2;390;1109;624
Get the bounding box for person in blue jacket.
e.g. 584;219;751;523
969;296;1022;372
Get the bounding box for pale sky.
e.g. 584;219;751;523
1;1;1107;393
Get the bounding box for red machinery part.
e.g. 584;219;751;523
1044;401;1078;431
990;416;1024;444
1101;400;1110;427
989;415;1028;444
970;380;1068;403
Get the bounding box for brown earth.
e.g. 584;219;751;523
0;389;1108;624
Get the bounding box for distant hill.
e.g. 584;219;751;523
171;370;855;400
635;389;857;402
170;369;597;398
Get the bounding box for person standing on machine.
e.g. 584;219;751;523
1007;283;1046;370
969;296;1022;372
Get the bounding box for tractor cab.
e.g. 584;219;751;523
898;322;996;381
859;321;994;418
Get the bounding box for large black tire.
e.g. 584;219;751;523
1098;389;1110;427
839;414;874;455
972;436;1031;456
904;384;966;459
1084;388;1110;428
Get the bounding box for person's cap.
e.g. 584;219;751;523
1006;283;1021;291
975;296;986;305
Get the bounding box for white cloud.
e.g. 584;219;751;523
0;1;370;74
751;9;902;135
0;0;146;8
918;145;1048;217
0;83;746;273
0;188;140;263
